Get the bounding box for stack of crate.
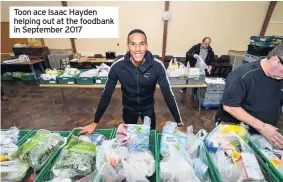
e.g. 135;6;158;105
199;77;226;109
243;36;283;64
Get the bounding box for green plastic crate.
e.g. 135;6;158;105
147;130;159;182
57;74;79;84
157;133;221;182
39;77;58;84
1;74;14;80
250;36;283;47
249;140;283;182
76;76;94;84
35;129;115;182
76;69;95;85
205;137;276;182
205;146;222;182
21;73;35;81
94;76;108;84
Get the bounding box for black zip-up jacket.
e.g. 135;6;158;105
186;43;215;67
93;51;183;124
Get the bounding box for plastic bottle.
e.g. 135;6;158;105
186;61;190;77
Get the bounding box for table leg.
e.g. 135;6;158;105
38;62;45;73
198;87;201;113
29;64;37;81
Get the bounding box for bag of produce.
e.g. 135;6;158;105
12;130;65;171
116;116;151;150
51;136;97;181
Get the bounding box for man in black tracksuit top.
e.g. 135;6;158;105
76;29;183;134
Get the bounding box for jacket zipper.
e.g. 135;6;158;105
136;69;141;114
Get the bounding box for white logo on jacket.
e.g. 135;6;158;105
144;73;150;79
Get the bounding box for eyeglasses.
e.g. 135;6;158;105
279;56;283;65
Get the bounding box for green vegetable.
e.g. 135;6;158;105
52;136;97;180
12;131;64;171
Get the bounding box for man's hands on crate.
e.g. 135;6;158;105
258;123;283;149
75;122;97;135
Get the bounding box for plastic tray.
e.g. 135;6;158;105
35;129;116;182
187;77;206;85
169;77;188;84
157;133;221;182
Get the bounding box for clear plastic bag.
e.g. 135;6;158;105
94;162;123;182
95;139;155;182
215;149;241;182
185;126;210;181
205;122;248;153
160;121;187;157
250;134;273;150
116;116;151;151
95;140;127;182
277;157;283;175
122;159;150;182
1;143;18;158
128;149;155;177
12;130;65;172
195;55;209;75
192;158;208;182
0;127;20;145
51;136;96;181
167;58;186;77
186;126;208;159
193;142;211;182
238;136;265;181
0;159;29;181
160;146;201;182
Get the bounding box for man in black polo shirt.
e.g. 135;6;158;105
215;43;283;148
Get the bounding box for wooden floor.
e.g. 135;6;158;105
1;81;283;133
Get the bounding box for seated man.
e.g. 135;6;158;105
215;43;283;148
180;37;215;99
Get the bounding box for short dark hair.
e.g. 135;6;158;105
127;29;147;43
202;37;211;43
267;43;283;61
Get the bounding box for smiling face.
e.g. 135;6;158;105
127;33;148;63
